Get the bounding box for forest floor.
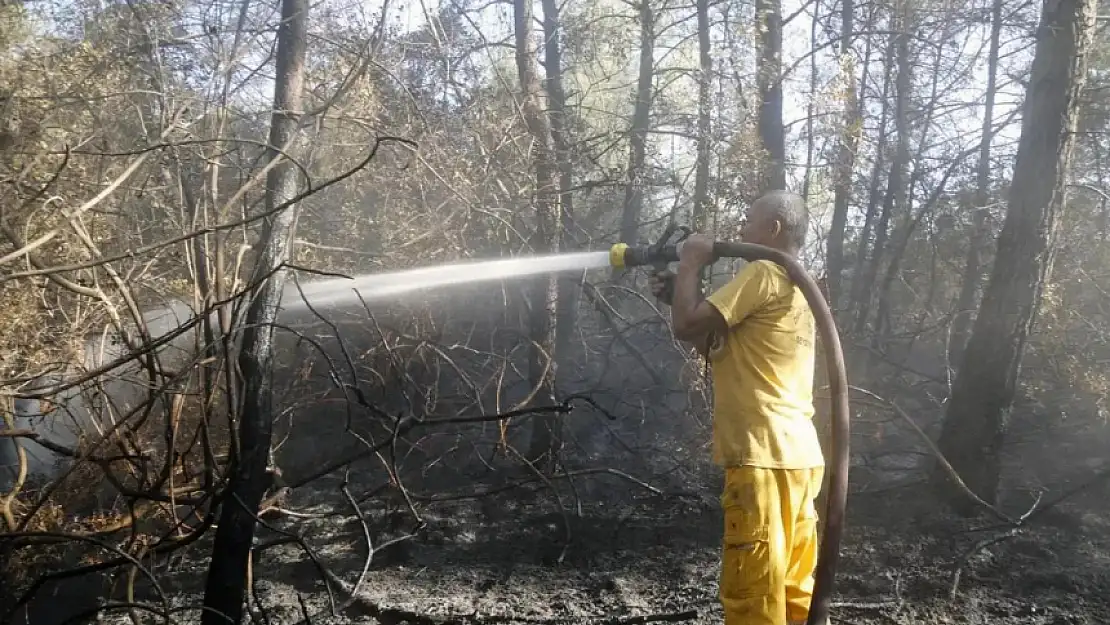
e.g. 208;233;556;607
84;460;1110;625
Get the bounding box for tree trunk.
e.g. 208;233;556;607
692;0;712;232
874;162;961;340
932;0;1098;510
801;0;820;207
949;0;1003;362
541;0;579;382
824;0;859;309
618;0;655;247
853;17;910;336
200;0;307;621
756;0;786;191
514;0;560;468
847;36;893;325
874;41;944;339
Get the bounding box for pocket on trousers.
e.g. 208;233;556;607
721;507;771;599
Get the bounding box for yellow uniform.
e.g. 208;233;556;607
704;259;825;625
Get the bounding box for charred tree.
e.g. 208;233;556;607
756;0;786;191
847;87;891;328
950;0;1004;362
618;0;655;247
825;0;859;310
853;12;910;336
847;31;894;326
200;0;308;621
541;0;580;373
514;0;561;467
874;39;945;340
692;0;712;231
932;0;1099;509
801;0;820;205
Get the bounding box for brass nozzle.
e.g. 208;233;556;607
609;243;629;269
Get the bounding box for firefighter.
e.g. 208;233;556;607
650;190;825;625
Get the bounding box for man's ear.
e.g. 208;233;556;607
770;218;783;240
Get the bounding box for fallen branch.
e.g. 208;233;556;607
849;386;1017;525
599;611;698;625
289;394;607;488
949;526;1022;599
414;467;664;502
847;387;1110;598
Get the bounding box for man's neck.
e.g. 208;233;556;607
766;242;798;259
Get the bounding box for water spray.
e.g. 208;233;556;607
609;225;850;625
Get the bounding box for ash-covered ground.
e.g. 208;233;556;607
103;387;1110;623
90;448;1110;625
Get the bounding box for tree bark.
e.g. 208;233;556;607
801;0;820;207
692;0;712;232
756;0;786;192
853;15;910;336
847;35;893;325
618;0;655;247
514;0;560;467
541;0;580;403
949;0;1003;362
932;0;1098;510
874;40;944;340
824;0;859;310
200;0;307;621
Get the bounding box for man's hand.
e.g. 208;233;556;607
649;269;675;306
678;233;716;268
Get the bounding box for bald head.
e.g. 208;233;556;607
744;190;808;253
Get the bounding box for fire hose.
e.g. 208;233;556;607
607;225;849;625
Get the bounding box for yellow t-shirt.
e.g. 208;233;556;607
704;259;824;469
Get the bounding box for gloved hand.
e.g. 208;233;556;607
649;269;675;306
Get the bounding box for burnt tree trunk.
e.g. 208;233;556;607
853;16;910;336
756;0;786;192
847;35;893;324
932;0;1098;510
950;0;1003;362
824;0;860;310
618;0;655;247
692;0;712;232
874;40;944;340
200;0;307;621
541;0;579;376
801;0;820;206
514;0;561;468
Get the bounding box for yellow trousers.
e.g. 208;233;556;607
720;465;824;625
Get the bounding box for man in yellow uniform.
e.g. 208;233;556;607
650;190;824;625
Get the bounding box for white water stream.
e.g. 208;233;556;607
282;250;613;310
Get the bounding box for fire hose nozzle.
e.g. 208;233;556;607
609;223;692;270
608;242;630;269
607;242;681;269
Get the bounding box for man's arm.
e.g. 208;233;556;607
671;257;727;351
651;269;716;356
